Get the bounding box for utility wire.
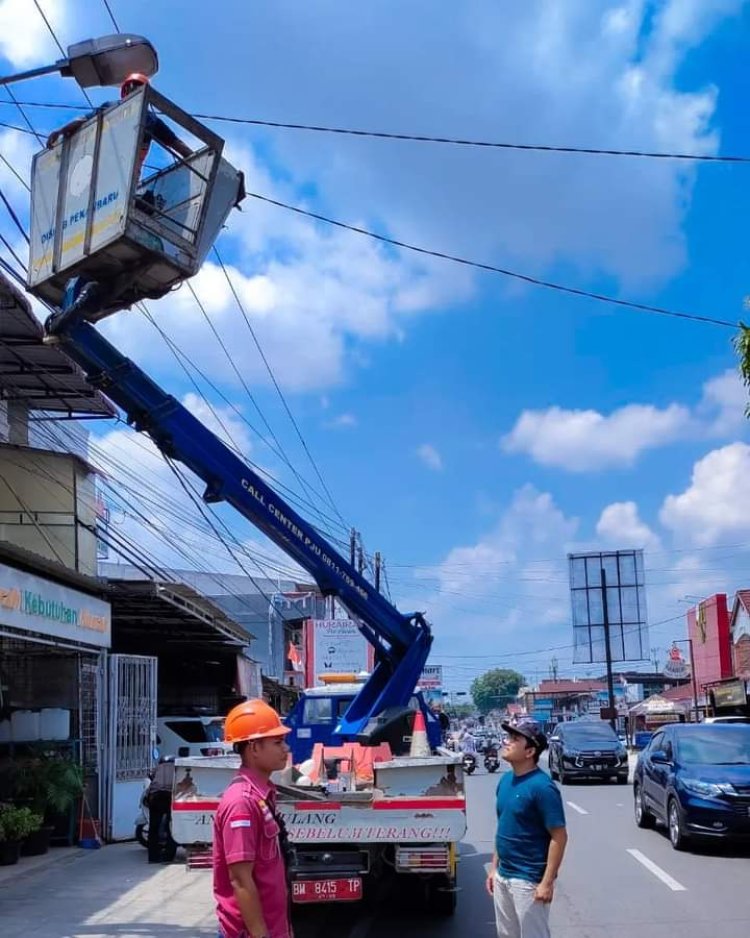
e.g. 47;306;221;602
30;0;95;109
247;192;738;329
10;99;750;165
0;183;31;244
101;0;121;32
0;118;38;136
213;246;351;530
0;152;31;191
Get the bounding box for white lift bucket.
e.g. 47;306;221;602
27;86;244;319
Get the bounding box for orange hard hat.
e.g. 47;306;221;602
224;699;291;744
120;73;150;97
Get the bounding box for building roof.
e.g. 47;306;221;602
534;679;607;696
105;577;252;651
733;590;750;618
0;273;115;417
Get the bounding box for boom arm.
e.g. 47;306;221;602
47;317;432;739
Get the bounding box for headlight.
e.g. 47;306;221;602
563;749;579;758
681;778;734;798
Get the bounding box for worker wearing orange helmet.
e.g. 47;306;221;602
213;699;293;938
46;72;191;171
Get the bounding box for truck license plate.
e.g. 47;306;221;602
292;878;363;904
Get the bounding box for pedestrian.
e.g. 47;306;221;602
486;719;567;938
145;755;177;863
213;699;293;938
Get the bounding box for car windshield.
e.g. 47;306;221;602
563;724;618;743
205;720;224;742
677;727;750;764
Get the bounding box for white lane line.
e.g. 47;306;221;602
626;848;687;892
565;800;589;815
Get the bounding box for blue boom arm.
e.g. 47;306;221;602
48;317;432;739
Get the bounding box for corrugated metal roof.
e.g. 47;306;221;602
0;272;115;417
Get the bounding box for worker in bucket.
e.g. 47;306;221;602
46;73;192;172
213;700;293;938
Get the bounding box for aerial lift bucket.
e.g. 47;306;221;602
27;84;245;320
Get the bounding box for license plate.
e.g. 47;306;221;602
593;764;603;771
292;878;363;904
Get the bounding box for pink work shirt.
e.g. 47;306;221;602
213;767;290;938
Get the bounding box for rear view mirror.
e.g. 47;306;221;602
650;750;670;764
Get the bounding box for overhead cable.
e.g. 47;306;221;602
247;191;738;329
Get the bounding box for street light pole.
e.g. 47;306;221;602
673;638;700;723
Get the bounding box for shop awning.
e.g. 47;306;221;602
0;272;115;418
106;577;253;653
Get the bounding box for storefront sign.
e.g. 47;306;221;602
0;560;111;647
711;679;747;709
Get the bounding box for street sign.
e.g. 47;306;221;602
568;550;648;665
663;645;689;680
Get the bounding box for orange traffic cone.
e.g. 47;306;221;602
409;709;431;758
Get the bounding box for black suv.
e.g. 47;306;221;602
548;720;629;784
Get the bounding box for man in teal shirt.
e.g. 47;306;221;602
486;720;567;938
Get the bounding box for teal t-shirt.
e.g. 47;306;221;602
495;768;566;883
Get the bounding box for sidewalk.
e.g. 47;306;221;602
0;843;216;938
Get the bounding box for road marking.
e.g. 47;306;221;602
626;848;687;892
565;800;589;815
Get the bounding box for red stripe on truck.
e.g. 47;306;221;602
172;800;220;811
373;798;465;810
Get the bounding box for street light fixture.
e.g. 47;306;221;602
0;34;158;89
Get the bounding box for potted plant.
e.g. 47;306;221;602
12;754;84;850
0;805;43;866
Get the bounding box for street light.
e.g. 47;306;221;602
0;34;158;89
672;638;700;723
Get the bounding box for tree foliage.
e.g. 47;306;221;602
470;668;525;714
735;323;750;418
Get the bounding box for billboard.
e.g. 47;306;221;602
304;619;374;686
418;665;443;690
568;550;648;665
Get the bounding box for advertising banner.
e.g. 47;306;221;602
418;665;443;690
304;619;374;686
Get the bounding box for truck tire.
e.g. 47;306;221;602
428;875;457;916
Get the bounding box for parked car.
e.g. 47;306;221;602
156;715;230;758
548;721;628;784
633;723;750;850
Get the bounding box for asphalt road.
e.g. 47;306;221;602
297;761;750;938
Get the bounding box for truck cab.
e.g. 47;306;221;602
285;680;443;763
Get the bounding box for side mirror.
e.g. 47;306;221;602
650;750;670;764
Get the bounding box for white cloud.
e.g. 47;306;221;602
325;413;357;430
0;0;67;67
501;369;748;471
659;442;750;546
501;402;690;471
416;443;443;471
596;501;661;552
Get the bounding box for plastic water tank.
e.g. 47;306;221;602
40;708;70;741
11;709;41;741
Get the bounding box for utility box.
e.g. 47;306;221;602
27;86;244;319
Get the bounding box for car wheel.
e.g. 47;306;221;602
634;785;654;829
559;766;568;785
668;798;688;851
135;823;149;848
549;757;558;781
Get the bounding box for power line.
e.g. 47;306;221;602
0;183;30;244
246;192;738;329
30;0;95;108
213;246;351;530
101;0;121;32
0;118;38;136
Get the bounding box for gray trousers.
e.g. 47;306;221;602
493;873;551;938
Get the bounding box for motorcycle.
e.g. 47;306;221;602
462;752;477;775
134;781;172;849
484;747;500;773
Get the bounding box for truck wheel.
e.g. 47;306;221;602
428;875;457;916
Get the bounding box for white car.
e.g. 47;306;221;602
156;715;231;758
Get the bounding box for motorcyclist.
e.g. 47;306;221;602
460;729;477;755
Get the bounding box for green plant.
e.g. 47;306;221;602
0;805;43;842
735;323;750;418
13;755;84;817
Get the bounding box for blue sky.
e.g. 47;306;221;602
1;1;750;690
